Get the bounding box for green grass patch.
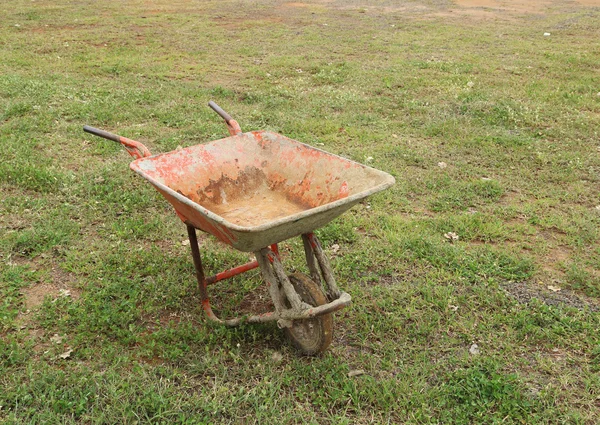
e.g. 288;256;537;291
1;0;599;423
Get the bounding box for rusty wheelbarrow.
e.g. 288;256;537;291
83;101;395;355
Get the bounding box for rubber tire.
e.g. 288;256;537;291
284;273;333;355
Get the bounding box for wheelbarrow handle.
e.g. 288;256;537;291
83;125;152;159
83;125;121;143
208;101;233;123
208;101;243;136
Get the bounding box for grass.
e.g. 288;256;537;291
1;0;600;423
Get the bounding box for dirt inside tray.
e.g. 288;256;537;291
191;167;312;227
207;185;309;227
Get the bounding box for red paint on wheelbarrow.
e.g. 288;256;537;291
129;130;395;252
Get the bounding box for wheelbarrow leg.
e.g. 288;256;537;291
302;233;342;300
302;234;322;286
185;225;348;355
187;224;221;322
254;248;288;321
186;225;285;326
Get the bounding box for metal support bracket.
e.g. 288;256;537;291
186;225;350;328
303;233;342;300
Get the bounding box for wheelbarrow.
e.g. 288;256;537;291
83;101;395;355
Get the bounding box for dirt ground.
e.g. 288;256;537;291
282;0;600;19
452;0;600;17
455;0;599;9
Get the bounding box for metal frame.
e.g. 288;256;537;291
187;224;351;328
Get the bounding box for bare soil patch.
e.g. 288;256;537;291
454;0;556;14
541;246;570;273
274;0;599;17
237;283;273;314
455;0;599;12
21;264;81;312
503;281;599;311
9;262;81;354
283;2;311;7
436;0;600;20
572;0;600;5
22;283;58;311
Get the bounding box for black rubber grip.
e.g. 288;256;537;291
83;125;121;143
208;101;233;123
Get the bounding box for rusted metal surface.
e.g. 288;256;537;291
205;243;278;285
187;224;218;322
85;116;395;252
205;259;259;286
225;120;242;137
83;125;151;159
131;130;395;252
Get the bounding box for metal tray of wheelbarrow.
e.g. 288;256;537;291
130;131;395;252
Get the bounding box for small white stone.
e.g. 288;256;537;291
438;161;447;169
543;32;551;36
444;232;459;242
58;289;71;298
348;369;365;377
59;348;73;359
50;334;64;344
547;285;561;292
469;343;480;355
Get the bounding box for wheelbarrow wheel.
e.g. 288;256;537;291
284;273;333;355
